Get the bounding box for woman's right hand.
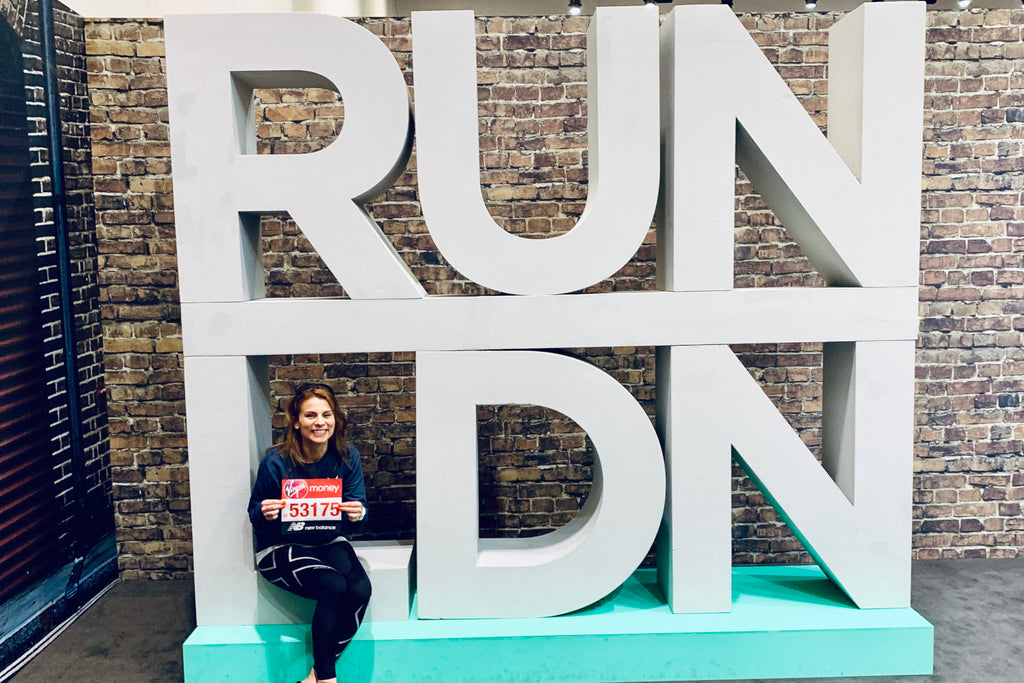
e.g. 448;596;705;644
261;499;285;520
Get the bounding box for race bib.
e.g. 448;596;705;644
281;478;343;535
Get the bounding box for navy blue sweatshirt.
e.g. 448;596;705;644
247;444;367;552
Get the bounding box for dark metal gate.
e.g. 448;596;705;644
0;15;59;605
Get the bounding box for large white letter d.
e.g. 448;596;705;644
416;351;665;619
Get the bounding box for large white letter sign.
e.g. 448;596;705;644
658;3;925;291
659;343;915;612
412;7;660;295
182;355;274;626
656;2;924;614
165;13;424;302
163;3;925;636
416;351;666;618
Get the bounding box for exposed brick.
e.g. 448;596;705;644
78;9;1024;577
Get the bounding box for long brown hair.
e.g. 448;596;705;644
274;383;349;468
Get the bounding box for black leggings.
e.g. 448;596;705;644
257;541;372;680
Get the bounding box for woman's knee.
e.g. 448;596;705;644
306;569;346;600
311;570;370;606
351;577;372;606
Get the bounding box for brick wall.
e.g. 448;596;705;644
0;0;29;37
916;9;1024;559
85;18;185;578
85;9;1024;578
50;1;111;550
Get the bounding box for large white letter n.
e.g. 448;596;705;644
416;351;666;619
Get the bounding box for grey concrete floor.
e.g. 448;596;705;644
10;558;1024;682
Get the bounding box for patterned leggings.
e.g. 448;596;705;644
256;541;372;680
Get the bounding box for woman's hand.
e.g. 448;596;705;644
340;501;366;522
261;499;285;520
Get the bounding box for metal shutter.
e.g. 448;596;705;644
0;17;59;605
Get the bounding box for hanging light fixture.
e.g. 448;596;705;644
568;0;582;16
805;0;817;8
957;0;971;7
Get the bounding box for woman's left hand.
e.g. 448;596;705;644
340;501;366;522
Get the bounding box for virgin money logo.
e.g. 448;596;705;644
283;480;307;499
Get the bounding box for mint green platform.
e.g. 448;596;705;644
183;566;933;682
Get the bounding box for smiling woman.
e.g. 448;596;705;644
246;382;370;683
293;391;337;453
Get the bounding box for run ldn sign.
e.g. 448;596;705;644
166;3;924;624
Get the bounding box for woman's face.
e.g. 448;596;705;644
293;395;336;450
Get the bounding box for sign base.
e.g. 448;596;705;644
183;566;933;682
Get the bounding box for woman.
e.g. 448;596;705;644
247;383;371;683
